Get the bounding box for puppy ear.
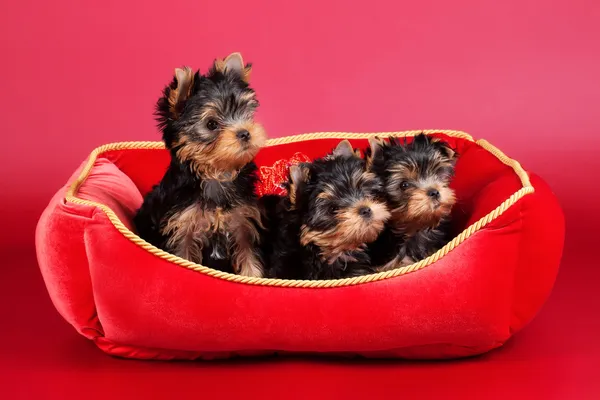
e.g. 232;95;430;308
167;67;196;119
288;164;310;208
365;136;385;170
442;145;456;160
331;140;359;159
431;137;457;160
214;52;252;83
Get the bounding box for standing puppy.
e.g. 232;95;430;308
264;141;390;280
134;53;267;277
366;134;457;270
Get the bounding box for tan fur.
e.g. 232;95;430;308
388;164;419;182
390;185;456;235
331;139;357;159
169;67;195;119
425;154;454;177
431;137;457;159
163;204;210;263
300;200;390;264
238;90;257;103
228;206;264;277
200;96;257;121
317;191;333;200
161;204;264;277
288;164;310;208
316;183;339;202
214;52;252;83
351;169;377;188
377;254;415;272
175;122;266;178
199;105;220;121
366;136;385;170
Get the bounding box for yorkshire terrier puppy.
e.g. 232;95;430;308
134;52;267;277
365;134;457;270
263;140;390;280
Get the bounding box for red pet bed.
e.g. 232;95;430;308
35;130;564;360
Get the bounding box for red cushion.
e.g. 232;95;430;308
35;132;565;360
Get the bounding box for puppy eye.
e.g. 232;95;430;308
400;181;410;190
328;204;338;214
206;120;219;131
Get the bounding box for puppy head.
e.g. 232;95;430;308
292;141;390;261
372;134;456;232
156;52;267;176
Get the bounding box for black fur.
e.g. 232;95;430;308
259;193;306;279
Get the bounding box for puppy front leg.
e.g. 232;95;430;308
163;204;208;264
376;255;415;272
173;239;205;265
232;240;264;278
227;206;265;278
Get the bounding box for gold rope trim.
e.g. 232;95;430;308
64;130;533;288
265;129;475;146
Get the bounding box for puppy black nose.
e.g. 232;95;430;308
427;189;440;199
236;130;250;141
358;206;372;219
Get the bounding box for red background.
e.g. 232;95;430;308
1;0;598;398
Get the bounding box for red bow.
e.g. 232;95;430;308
256;152;312;197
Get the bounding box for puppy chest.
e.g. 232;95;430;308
162;204;260;249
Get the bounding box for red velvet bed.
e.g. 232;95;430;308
35;130;565;360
